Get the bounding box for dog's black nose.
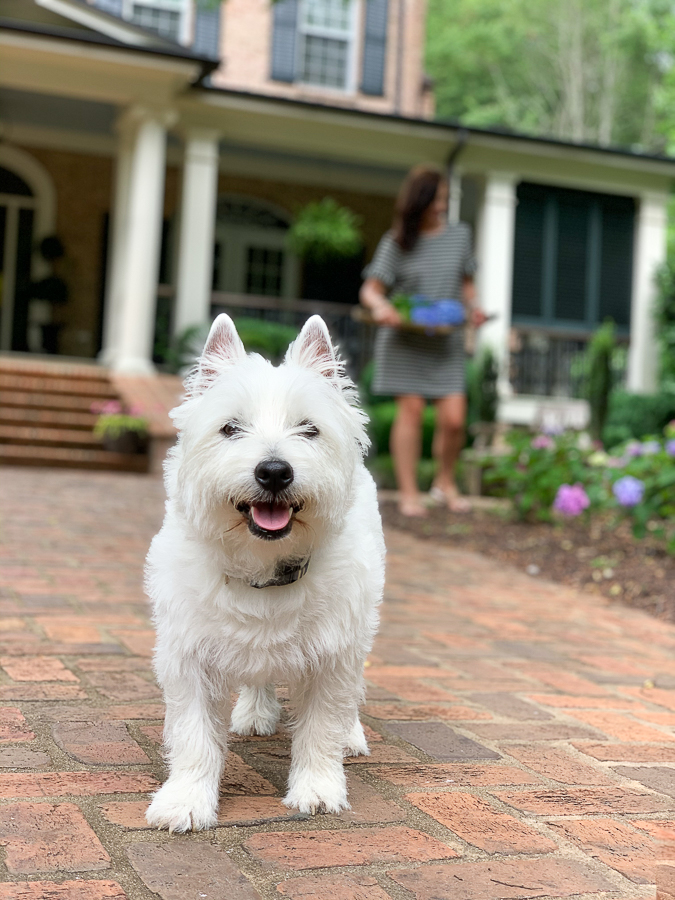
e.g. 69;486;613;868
254;459;294;494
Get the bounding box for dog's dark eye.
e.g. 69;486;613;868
298;421;319;439
220;422;241;438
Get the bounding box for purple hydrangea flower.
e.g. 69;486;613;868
625;441;643;457
666;439;675;457
553;483;590;517
641;440;661;455
613;475;645;507
531;434;555;450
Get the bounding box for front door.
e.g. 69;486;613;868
0;167;37;353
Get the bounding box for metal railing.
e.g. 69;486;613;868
509;327;628;397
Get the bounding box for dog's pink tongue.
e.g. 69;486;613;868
251;502;291;531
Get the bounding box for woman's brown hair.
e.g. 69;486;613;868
392;164;444;252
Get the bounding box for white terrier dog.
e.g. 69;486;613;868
145;314;385;832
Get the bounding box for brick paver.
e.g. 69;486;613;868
0;467;674;898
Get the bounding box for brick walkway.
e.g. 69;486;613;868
0;467;673;900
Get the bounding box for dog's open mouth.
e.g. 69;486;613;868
236;501;303;540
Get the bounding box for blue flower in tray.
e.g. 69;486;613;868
409;296;465;328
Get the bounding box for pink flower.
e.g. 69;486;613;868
100;400;122;415
553;483;590;517
531;434;554;450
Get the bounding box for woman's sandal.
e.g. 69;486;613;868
430;484;471;513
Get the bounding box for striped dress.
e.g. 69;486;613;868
363;223;477;398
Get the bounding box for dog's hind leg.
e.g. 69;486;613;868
230;684;281;736
146;662;229;833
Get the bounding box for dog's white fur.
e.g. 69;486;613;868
145;314;385;832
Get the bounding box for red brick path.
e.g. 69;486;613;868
0;467;673;899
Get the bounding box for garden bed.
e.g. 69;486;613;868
379;500;675;623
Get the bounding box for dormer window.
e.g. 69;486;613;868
271;0;388;97
123;0;189;44
299;0;357;91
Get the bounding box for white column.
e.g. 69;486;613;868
99;123;133;366
174;128;220;335
109;108;171;374
447;168;462;225
627;192;668;394
475;172;517;394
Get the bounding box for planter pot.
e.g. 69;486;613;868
101;430;149;455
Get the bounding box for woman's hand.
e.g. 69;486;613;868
470;308;489;328
360;278;402;326
371;299;402;326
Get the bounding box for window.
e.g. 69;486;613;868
511;183;635;332
246;247;284;297
118;0;187;43
299;0;356;90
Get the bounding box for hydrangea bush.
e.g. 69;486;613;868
482;420;675;552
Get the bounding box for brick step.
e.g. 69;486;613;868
0;443;148;472
0;373;117;398
0;391;101;413
0;424;102;450
0;358;110;381
0;406;97;431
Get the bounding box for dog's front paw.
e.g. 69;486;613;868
343;718;370;758
231;685;281;736
146;778;218;833
283;765;349;815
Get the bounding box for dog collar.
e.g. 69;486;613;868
250;557;311;589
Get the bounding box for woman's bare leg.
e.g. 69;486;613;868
391;394;426;516
432;394;470;512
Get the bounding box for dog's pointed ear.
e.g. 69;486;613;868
287;316;338;380
191;314;246;395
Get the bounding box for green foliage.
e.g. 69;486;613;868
232;318;299;362
481;426;675;552
164;318;300;373
655;257;675;393
367;455;438;491
583;320;616;442
287;198;363;262
602;390;675;448
367;402;437;458
94;413;148;440
426;0;673;152
483;430;596;521
467;346;499;428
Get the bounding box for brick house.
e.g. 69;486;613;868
1;0;674;427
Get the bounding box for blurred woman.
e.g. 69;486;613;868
360;164;487;516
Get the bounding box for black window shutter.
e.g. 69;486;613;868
598;196;634;328
554;193;589;323
512;184;546;319
193;6;221;59
361;0;388;96
270;0;299;83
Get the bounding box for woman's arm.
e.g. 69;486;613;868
462;276;488;327
359;277;402;326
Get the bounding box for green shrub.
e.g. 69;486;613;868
164;318;299;373
367;455;437;491
367;402;437;458
603;391;675;448
584;320;616;442
287;198;363;262
656;259;675;392
467;346;498;431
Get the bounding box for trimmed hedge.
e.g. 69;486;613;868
603;391;675;448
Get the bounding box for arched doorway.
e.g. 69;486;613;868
212;196;299;298
0;147;56;353
0;167;36;352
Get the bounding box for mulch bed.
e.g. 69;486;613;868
379;500;675;623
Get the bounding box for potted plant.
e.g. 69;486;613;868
287;198;363;262
91;400;149;455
